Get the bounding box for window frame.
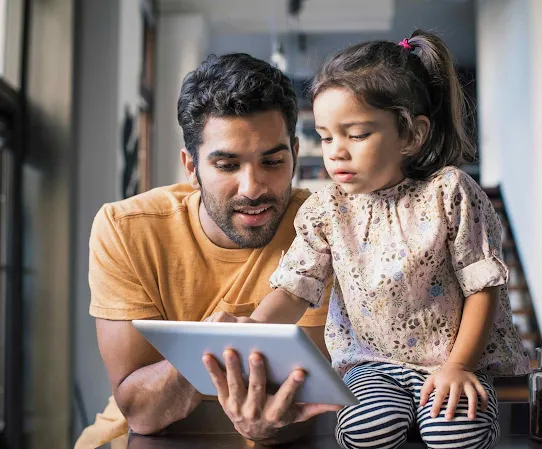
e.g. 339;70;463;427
0;0;28;446
0;72;23;449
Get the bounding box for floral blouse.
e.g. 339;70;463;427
271;167;531;377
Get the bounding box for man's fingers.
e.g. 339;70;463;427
245;353;267;419
294;403;343;424
419;377;435;407
464;383;478;420
444;384;461;421
223;349;247;413
265;370;305;423
202;354;229;403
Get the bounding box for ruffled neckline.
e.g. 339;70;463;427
355;177;414;200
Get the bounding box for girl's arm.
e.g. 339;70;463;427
447;286;499;369
250;288;310;324
422;171;515;421
420;287;499;421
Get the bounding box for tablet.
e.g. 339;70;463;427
133;320;358;406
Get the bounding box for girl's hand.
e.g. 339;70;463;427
204;312;256;323
419;362;488;421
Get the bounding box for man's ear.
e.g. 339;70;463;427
180;148;200;189
291;137;299;175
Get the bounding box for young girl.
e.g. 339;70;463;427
238;30;532;449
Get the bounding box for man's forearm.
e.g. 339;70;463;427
115;359;202;435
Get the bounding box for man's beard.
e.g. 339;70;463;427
199;180;291;249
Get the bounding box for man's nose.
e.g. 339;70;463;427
237;165;268;200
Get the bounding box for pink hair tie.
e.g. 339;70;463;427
398;38;413;51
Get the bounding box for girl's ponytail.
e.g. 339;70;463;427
408;30;476;167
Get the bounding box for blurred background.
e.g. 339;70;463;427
0;0;541;448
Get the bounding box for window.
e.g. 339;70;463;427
138;0;156;193
0;0;24;444
0;118;12;433
0;0;6;76
0;79;17;446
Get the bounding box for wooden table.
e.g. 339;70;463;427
99;401;542;449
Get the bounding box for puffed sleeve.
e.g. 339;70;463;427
442;169;509;297
270;192;333;308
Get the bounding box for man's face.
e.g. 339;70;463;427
183;110;297;249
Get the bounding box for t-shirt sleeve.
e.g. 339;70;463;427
443;170;508;297
270;192;333;308
89;205;162;320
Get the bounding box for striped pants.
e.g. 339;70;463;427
336;362;500;449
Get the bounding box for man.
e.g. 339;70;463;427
75;53;335;449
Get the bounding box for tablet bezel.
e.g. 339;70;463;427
133;320;357;406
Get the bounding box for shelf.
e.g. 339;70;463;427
297;179;332;192
495;386;529;401
512;308;535;316
509;283;529;292
298;155;325;165
520;332;540;342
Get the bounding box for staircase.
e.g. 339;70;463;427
484;187;540;400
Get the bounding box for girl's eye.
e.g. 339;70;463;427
320;137;333;143
351;133;371;140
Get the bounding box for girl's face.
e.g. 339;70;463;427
313;87;407;195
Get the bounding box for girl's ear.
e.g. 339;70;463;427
402;115;431;156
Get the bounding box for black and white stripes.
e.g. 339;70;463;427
336;362;500;449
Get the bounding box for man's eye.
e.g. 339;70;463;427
320;137;333;143
263;159;285;166
215;163;238;171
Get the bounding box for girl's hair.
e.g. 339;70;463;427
310;29;475;180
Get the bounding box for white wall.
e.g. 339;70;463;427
476;1;504;188
0;0;6;75
118;0;144;193
153;13;208;187
2;0;23;88
207;0;476;78
529;0;542;328
73;0;119;440
73;0;143;441
476;0;542;324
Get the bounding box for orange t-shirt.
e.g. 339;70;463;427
77;185;330;449
89;184;329;326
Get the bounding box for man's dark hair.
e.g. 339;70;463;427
177;53;298;166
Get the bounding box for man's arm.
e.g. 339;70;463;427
96;318;203;435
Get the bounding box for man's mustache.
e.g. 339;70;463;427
230;195;278;209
